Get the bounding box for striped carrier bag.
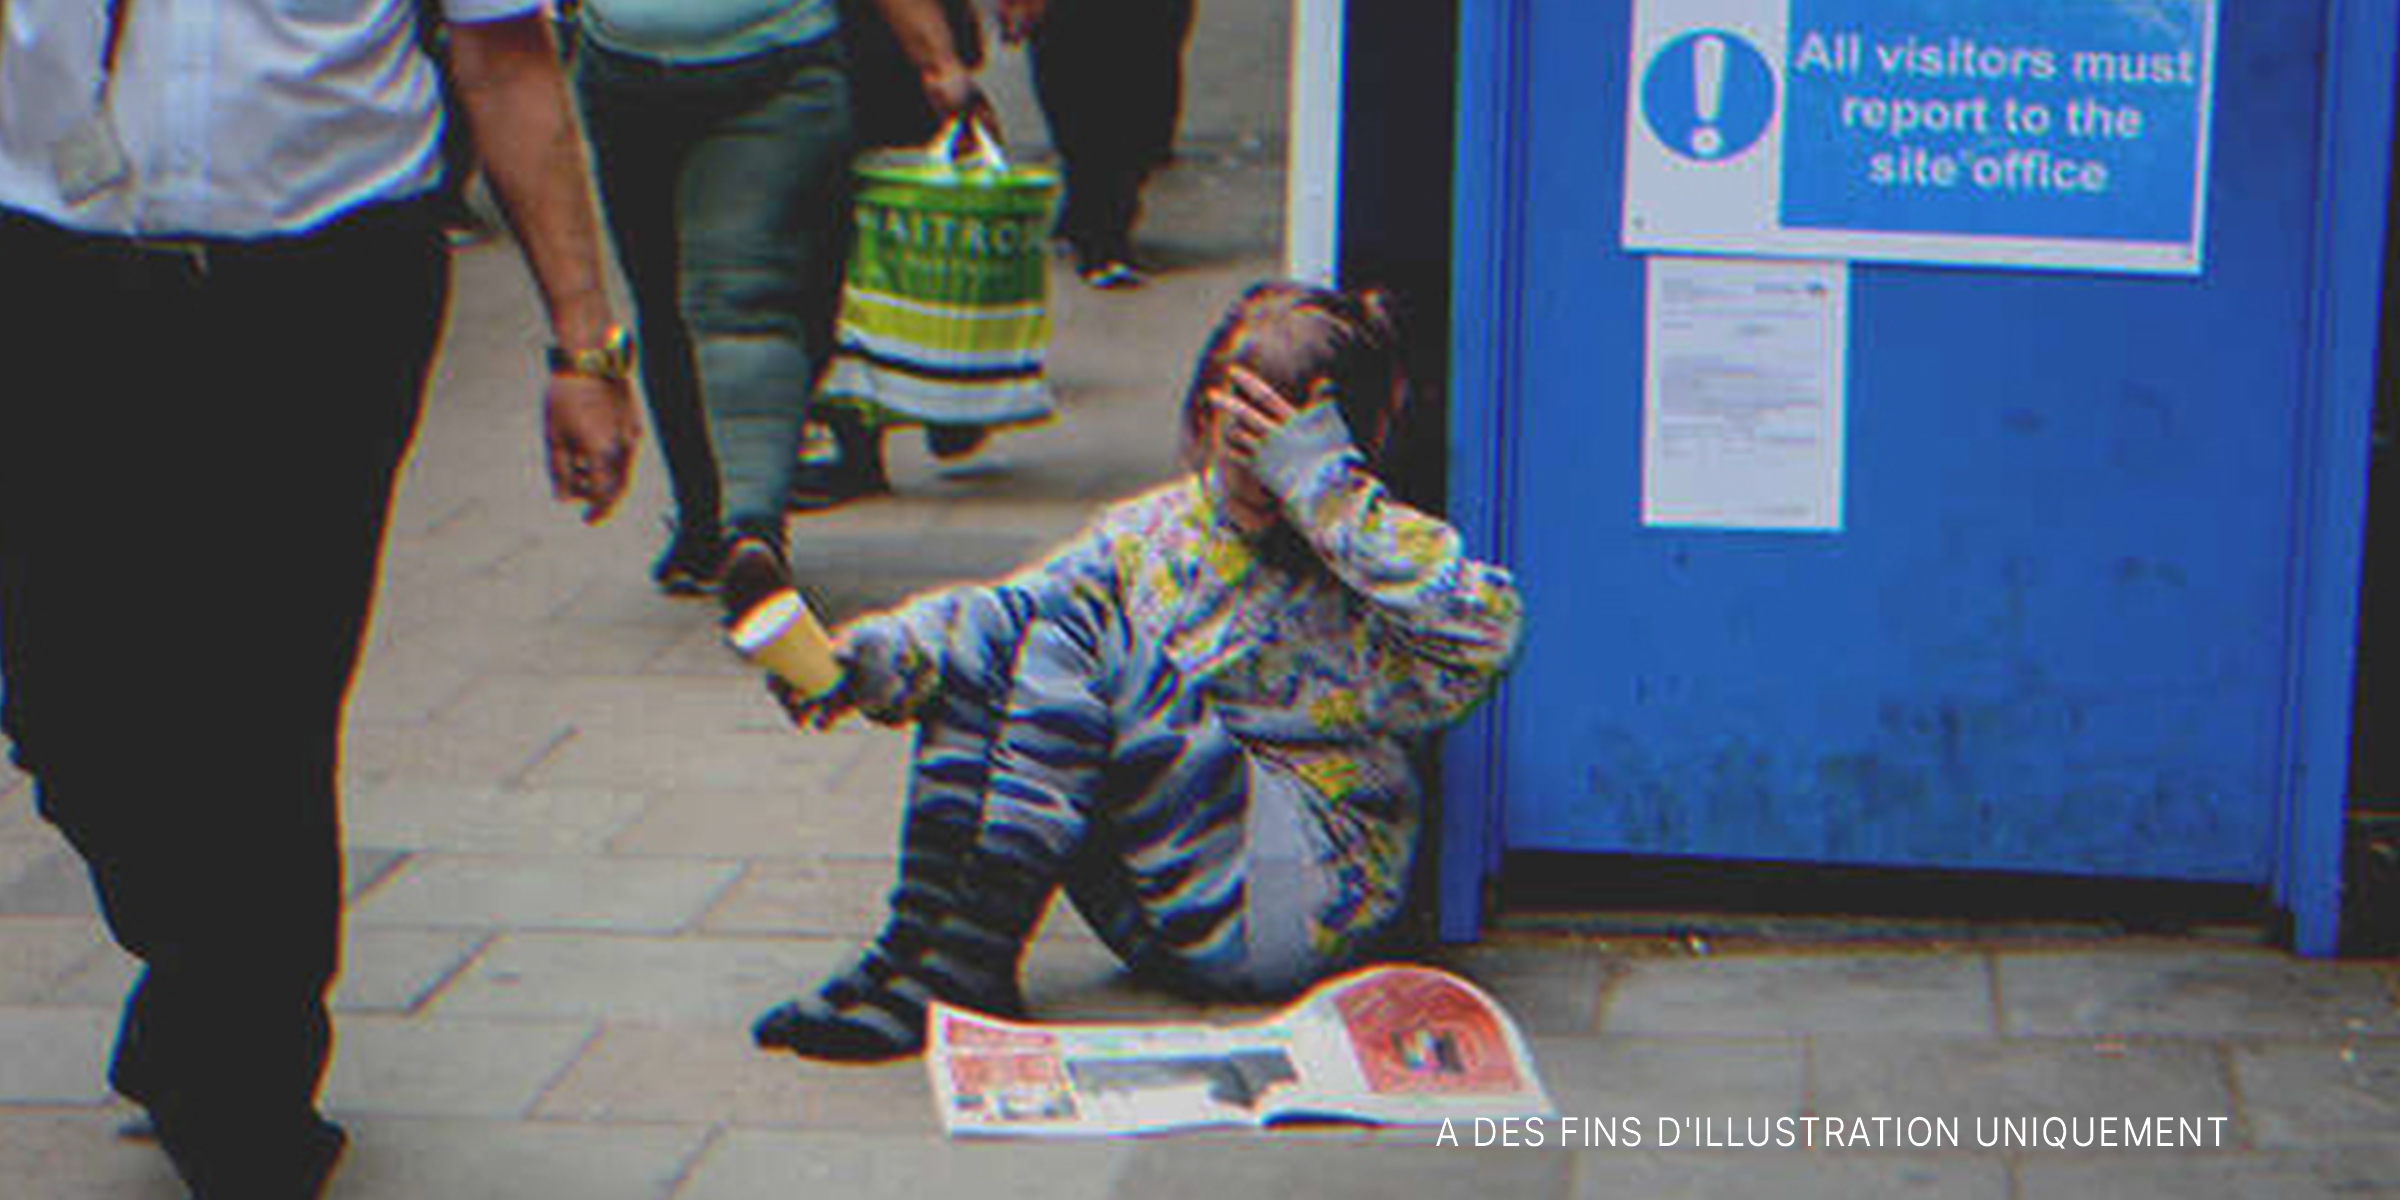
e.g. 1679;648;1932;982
818;119;1060;435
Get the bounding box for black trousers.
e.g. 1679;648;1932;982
0;199;446;1196
1029;0;1197;259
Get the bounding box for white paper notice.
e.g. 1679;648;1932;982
1641;256;1847;531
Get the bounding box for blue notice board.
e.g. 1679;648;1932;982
1446;0;2394;952
1622;0;2218;274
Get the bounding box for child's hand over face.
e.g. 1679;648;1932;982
1213;365;1304;459
1208;366;1309;532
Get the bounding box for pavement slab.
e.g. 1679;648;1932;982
421;932;842;1026
671;1129;1130;1200
1570;1152;2008;1200
531;1023;825;1130
605;784;904;861
322;1015;598;1119
1531;1036;1807;1123
694;857;899;938
1116;1136;1570;1200
1599;950;1998;1036
1995;947;2400;1037
0;1007;117;1104
342;782;653;856
46;926;486;1016
320;1117;707;1200
2231;1039;2400;1147
347;853;742;935
1809;1036;2237;1153
0;917;109;1005
2016;1147;2400;1200
0;1109;185;1200
1429;939;1626;1036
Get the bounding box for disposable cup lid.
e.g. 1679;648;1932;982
727;590;806;654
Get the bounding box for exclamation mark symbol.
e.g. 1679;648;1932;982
1690;35;1726;158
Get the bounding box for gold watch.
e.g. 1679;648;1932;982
546;325;636;383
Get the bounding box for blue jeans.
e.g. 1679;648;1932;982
574;32;854;536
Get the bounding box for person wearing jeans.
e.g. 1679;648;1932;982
573;0;983;596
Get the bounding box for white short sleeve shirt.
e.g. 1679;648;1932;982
0;0;539;237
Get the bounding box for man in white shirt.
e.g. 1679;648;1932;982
0;3;639;1196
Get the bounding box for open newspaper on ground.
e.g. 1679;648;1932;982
925;963;1556;1137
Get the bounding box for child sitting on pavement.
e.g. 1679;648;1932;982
750;281;1526;1061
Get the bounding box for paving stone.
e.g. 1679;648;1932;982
321;1015;595;1119
2016;1148;2400;1200
1430;940;1624;1036
790;1055;946;1134
1572;1153;2007;1200
336;928;491;1013
440;675;797;743
374;551;613;631
346;847;410;898
341;715;573;787
326;1116;705;1200
42;924;482;1017
0;847;95;917
2232;1040;2400;1147
1996;948;2400;1037
424;933;841;1025
343;782;652;855
345;649;488;729
0;1007;115;1103
640;620;776;679
1115;1135;1568;1200
697;858;897;937
514;726;853;794
1811;1036;2234;1152
1530;1036;1806;1122
0;1108;185;1199
0;918;107;1004
532;1023;819;1129
348;853;740;934
607;786;901;861
380;618;689;686
535;1022;944;1134
0;789;46;843
1600;952;1996;1036
0;830;51;879
673;1129;1129;1200
1018;928;1264;1024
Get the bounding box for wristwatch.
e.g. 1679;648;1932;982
546;325;636;383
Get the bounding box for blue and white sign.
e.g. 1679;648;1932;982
1622;0;2218;275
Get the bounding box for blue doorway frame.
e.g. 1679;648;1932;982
1439;0;2398;954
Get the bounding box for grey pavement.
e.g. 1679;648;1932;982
7;8;2400;1200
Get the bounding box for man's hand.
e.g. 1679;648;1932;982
543;374;640;523
446;15;636;524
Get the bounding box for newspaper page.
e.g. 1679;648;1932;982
926;964;1555;1137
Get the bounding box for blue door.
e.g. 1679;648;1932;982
1440;0;2395;952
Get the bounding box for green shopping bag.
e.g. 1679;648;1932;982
819;119;1060;431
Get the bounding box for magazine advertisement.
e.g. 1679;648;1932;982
925;964;1556;1137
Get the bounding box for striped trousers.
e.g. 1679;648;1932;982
901;587;1337;1001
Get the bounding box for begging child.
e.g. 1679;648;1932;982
751;281;1525;1061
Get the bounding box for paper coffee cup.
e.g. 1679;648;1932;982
727;589;841;698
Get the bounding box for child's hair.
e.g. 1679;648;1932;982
1179;281;1411;474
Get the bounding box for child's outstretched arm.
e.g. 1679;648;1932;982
810;531;1120;727
1218;367;1526;732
